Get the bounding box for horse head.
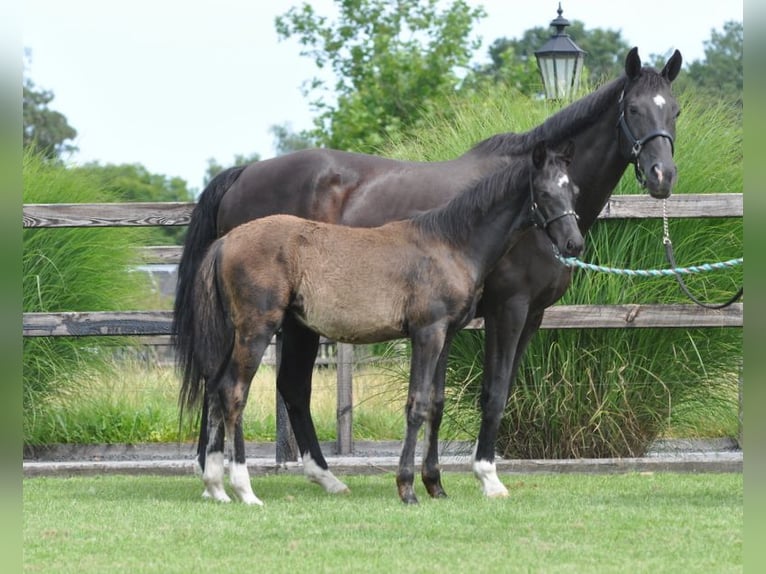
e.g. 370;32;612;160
531;140;583;258
618;47;683;198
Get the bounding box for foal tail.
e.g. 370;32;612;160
177;240;234;429
173;166;244;416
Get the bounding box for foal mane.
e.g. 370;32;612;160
413;156;532;246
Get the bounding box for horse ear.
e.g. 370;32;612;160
560;140;575;164
532;141;547;169
661;49;683;82
625;47;641;80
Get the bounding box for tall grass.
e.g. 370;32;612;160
23;151;153;442
24;358;407;445
382;83;742;457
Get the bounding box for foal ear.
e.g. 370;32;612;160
625;47;642;80
532;141;547;169
661;49;683;82
560;140;575;164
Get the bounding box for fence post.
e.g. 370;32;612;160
275;332;299;463
737;359;743;451
336;343;354;455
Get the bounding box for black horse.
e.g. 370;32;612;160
174;47;682;498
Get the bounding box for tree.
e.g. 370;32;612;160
203;152;261;186
275;0;485;152
23;78;78;160
684;21;742;103
270;123;314;156
469;21;631;96
74;162;195;244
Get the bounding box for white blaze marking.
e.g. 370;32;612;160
653;94;666;108
557;174;570;188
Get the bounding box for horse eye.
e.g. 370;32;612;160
628;105;640;115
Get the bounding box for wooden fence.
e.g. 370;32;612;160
23;193;744;457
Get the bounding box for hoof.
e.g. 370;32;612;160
486;489;510;499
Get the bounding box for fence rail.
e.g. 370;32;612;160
23;193;744;457
23;193;742;230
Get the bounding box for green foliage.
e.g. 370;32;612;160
467;21;631;95
22;78;77;160
381;83;742;457
275;0;485;152
203;151;261;187
24;473;742;573
23;151;154;440
684;21;743;104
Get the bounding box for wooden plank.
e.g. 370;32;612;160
23;311;174;337
23;202;193;228
140;246;182;264
598;193;742;219
23;303;743;337
465;303;744;330
24;194;742;230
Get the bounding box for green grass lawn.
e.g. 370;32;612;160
23;472;742;573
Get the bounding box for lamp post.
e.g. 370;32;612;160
534;3;586;100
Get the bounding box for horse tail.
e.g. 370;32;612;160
177;235;234;430
173;165;245;413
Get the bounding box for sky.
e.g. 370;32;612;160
23;0;743;193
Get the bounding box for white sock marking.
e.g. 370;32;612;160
473;459;509;498
230;462;264;506
201;451;231;502
303;454;350;494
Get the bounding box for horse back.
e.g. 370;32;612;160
217;148;509;233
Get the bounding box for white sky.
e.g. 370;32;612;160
23;0;743;193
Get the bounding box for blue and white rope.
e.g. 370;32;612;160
556;255;743;276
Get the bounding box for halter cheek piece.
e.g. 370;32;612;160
529;176;579;231
617;90;675;187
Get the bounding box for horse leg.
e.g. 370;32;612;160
222;330;276;506
473;299;532;498
397;325;446;505
421;337;453;499
278;315;349;494
201;389;231;502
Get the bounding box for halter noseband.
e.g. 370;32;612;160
617;89;675;187
529;175;579;230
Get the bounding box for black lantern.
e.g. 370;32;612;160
534;3;586;99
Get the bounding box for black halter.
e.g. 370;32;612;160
529;175;579;230
617;90;675;187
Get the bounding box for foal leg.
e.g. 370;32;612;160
397;326;446;505
222;331;276;506
421;338;453;499
279;315;348;494
201;390;231;502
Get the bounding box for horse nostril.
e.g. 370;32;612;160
566;239;582;256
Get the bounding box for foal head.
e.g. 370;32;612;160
530;140;583;258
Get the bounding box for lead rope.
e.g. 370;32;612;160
661;198;743;309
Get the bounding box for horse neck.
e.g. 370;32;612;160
570;110;631;231
556;79;635;231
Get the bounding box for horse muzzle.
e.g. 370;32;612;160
644;161;677;199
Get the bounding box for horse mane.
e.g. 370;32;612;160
413;156;532;246
468;65;668;157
